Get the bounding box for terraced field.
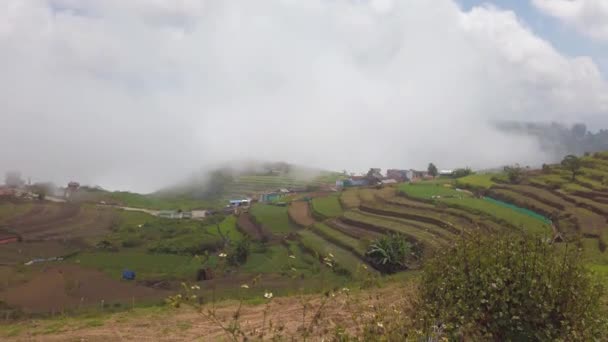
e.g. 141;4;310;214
311;195;343;219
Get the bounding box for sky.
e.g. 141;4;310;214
1;0;607;193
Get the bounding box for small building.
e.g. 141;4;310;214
381;179;398;185
0;230;19;245
158;210;180;219
259;192;283;202
386;169;408;182
439;169;454;177
407;170;429;182
228;199;252;207
0;186;15;197
343;176;369;187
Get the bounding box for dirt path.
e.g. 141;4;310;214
3;283;414;341
236;213;267;241
288;201;316;227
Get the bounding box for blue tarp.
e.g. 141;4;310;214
122;269;136;280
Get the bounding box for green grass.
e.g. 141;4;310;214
106;211;242;254
240;244;317;276
311;223;368;256
339;189;361;209
342;211;447;248
71;251;202;280
311;195;343;218
455;174;497;189
440;197;551;235
398;183;466;200
82;189;217;210
250;204;293;234
298;229;364;276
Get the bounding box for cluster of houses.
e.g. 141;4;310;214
336;168;454;188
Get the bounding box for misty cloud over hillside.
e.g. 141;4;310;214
1;0;607;192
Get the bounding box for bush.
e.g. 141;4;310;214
227;237;251;266
121;238;143;248
416;234;607;340
366;234;418;273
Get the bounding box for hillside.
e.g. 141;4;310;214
2;153;608;339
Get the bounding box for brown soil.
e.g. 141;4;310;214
4;283;415;341
236;213;266;241
4;203;116;241
287;201;316;227
0;264;168;313
327;219;381;240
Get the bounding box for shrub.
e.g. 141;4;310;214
416;234;607;340
227;237;251;266
366;234;418;273
121;238;143;248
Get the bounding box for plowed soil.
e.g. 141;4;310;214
288;201;316;227
237;213;267;241
0;264;168;313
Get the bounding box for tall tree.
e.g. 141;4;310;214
427;163;438;178
561;155;582;182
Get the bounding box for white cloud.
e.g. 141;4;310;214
532;0;608;42
0;0;606;192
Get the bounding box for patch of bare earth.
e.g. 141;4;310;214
5;284;415;341
288;201;316;227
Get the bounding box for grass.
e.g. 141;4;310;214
298;229;364;276
455;174;497;189
311;195;343;218
311;223;368;256
342;211;447;249
398;183;466;200
106;211;242;254
440;197;552;235
339;189;361;209
240;243;318;276
71;251;203;280
250;204;294;234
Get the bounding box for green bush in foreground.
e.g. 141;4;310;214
366;234;418;274
417;234;607;341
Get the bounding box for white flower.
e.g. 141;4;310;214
218;252;227;258
328;253;334;258
289;255;296;259
191;285;200;290
291;267;297;272
377;322;384;328
190;294;197;299
264;292;273;299
241;284;249;289
341;287;349;292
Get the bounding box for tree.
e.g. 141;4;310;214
452;168;472;178
416;234;607;340
561;154;582;181
427;163;438;178
503;164;523;184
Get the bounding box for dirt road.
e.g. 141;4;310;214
3;283;414;341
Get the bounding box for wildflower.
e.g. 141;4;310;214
341;287;349;292
491;283;497;289
241;284;249;289
218;252;227;258
291;267;297;272
328;253;334;258
191;285;200;290
362;265;368;270
377;322;384;328
191;294;197;299
289;255;296;259
264;292;273;299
